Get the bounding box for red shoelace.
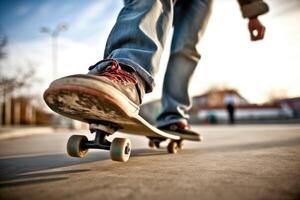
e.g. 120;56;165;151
98;60;137;84
169;121;190;131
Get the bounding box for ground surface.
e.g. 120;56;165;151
0;124;299;200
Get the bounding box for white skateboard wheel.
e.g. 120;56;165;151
167;140;179;154
148;139;160;149
177;140;184;150
110;138;131;162
67;135;88;158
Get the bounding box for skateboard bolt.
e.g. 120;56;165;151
125;145;131;154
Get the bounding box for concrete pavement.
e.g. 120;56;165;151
0;124;299;200
0;126;55;140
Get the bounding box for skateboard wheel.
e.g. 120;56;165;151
110;138;131;162
177;140;183;150
167;140;179;154
154;141;160;148
149;140;160;149
67;135;88;158
149;140;155;148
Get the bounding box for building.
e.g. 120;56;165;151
0;96;52;126
274;97;300;118
140;89;296;125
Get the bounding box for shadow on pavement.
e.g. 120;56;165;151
0;147;167;189
18;169;91;179
131;148;168;157
0;152;106;181
0;177;68;189
0;168;91;189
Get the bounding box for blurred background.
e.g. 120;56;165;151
0;0;300;129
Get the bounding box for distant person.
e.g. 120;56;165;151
225;92;236;124
45;0;268;136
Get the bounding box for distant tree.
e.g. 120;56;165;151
0;66;36;97
0;35;44;125
0;35;37;99
205;84;239;94
0;33;7;59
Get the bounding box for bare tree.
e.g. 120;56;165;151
0;35;39;125
0;34;37;97
0;33;7;59
0;66;36;97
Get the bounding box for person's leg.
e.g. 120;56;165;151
92;0;174;93
230;106;235;124
44;0;177;126
227;104;234;124
156;0;212;127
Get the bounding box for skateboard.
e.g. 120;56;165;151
44;75;202;162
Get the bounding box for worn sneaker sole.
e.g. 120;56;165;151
43;74;139;125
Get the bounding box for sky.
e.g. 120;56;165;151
0;0;300;105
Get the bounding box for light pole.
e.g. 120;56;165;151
40;23;68;80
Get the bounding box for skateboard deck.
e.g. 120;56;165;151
44;74;202;162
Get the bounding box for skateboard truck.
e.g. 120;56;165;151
67;122;132;162
84;129;111;150
89;123;118;135
67;121;185;162
83;123;119;150
44;74;202;163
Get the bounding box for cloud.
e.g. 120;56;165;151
72;1;108;31
15;4;31;16
72;1;122;33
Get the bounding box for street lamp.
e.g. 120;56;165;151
40;23;68;80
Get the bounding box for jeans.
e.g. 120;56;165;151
101;0;212;126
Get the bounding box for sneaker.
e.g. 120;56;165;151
157;121;202;141
43;59;146;123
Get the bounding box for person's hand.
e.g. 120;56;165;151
248;17;265;41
